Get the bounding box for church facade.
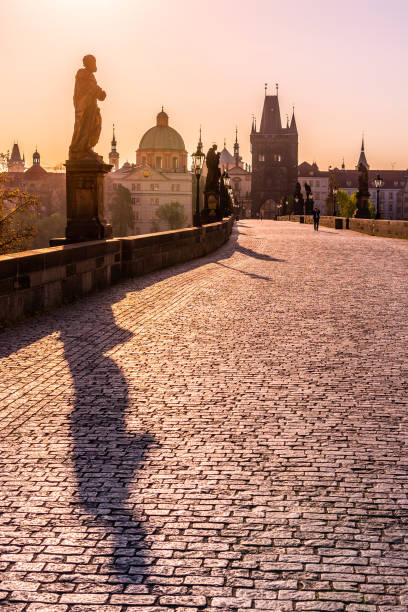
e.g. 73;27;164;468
250;88;298;216
105;109;192;234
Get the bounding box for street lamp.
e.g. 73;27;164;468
374;173;384;219
332;186;338;216
192;134;205;227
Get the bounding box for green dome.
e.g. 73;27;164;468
138;125;185;151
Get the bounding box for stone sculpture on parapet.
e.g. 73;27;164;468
51;55;112;245
69;54;106;161
204;145;221;222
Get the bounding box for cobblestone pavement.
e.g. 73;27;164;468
1;220;408;612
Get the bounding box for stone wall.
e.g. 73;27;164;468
278;215;408;238
0;217;234;328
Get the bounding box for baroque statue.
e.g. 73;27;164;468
69;55;106;160
205;144;221;194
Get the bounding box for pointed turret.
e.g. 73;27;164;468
356;136;369;170
109;124;120;171
289;108;297;133
233;127;241;166
8;142;25;172
111;124;117;150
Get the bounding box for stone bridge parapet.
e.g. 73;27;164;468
0;216;234;327
278;214;408;239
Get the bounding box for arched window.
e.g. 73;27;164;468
156;157;162;169
173;157;179;170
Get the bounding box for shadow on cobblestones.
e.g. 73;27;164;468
236;243;285;262
60;298;156;580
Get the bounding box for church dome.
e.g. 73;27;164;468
138;109;185;151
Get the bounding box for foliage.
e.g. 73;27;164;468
29;213;66;249
153;201;187;231
0;152;9;172
0;173;40;254
111;184;135;237
368;200;376;219
337;190;357;218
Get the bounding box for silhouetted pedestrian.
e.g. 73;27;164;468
313;207;320;231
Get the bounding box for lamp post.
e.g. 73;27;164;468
332;186;338;216
192;135;205;227
374;173;384;219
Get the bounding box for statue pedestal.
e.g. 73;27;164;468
50;158;112;246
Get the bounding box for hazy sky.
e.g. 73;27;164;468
1;0;407;170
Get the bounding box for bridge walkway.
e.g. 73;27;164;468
0;220;407;611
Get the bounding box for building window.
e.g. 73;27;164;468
131;197;135;204
136;183;141;191
316;180;320;187
273;154;282;162
258;154;265;162
132;184;135;191
135;211;140;221
389;192;394;199
173;157;178;170
156;157;162;169
150;183;159;191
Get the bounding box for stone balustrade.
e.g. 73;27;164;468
278;214;408;239
0;217;234;327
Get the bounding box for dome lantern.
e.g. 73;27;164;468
157;107;169;127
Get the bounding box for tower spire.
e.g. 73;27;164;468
109;123;119;171
356;133;369;170
234;126;240;166
111;124;117;150
265;82;267;97
290;106;297;133
276;83;279;96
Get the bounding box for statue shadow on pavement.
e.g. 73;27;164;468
0;283;156;583
0;221;284;581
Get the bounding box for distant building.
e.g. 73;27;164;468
5;147;65;216
7;143;25;173
251;87;298;217
105;109;192;234
298;140;408;219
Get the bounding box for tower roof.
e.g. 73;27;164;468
260;95;282;133
290;108;297;133
10;143;23;162
111;124;117;148
357;137;369;170
219;146;235;165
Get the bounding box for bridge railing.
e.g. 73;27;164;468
277;215;408;240
0;217;234;328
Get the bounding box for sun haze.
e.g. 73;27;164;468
1;0;407;170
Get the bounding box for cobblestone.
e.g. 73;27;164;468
0;220;407;610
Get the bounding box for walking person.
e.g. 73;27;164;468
313;207;320;231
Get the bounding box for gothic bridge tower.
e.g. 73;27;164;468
250;85;298;215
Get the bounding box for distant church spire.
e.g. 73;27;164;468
356;134;369;170
111;124;117;150
234;127;241;166
109;123;119;171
